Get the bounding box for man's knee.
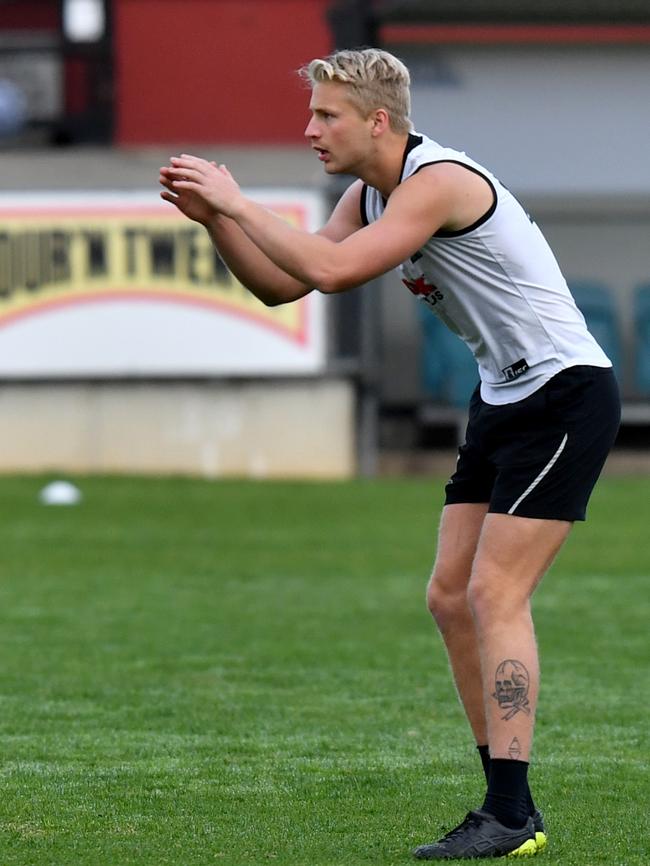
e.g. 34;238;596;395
467;567;529;626
467;512;571;625
426;567;472;631
466;572;496;624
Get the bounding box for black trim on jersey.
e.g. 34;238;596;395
359;183;368;226
411;160;498;238
400;133;424;181
381;133;423;207
361;133;424;222
360;183;369;226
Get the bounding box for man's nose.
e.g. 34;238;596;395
304;118;319;139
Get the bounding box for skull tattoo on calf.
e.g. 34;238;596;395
492;659;531;720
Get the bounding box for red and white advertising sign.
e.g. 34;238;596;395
0;190;327;377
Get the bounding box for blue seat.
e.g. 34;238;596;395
568;280;622;373
633;283;650;396
417;302;478;408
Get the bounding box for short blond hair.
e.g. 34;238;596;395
299;48;412;135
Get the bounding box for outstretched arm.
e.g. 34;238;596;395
159;162;363;306
205;214;312;307
162;155;458;294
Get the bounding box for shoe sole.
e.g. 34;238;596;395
506;837;538;857
504;831;547;858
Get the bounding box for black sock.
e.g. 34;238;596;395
477;746;537;818
526;784;537;818
482;758;530;829
476;744;490;784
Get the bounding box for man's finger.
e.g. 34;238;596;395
171;154;210;173
167;166;203;182
171;180;201;191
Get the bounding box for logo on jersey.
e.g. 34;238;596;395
403;275;433;295
502;358;529;381
402;275;444;306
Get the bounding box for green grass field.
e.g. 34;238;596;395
0;474;648;865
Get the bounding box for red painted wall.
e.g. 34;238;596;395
114;0;332;145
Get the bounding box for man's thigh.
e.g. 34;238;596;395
430;503;489;594
472;512;572;601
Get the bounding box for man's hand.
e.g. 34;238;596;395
159;155;244;222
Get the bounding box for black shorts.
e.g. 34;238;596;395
444;366;621;522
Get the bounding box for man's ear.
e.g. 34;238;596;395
370;108;390;135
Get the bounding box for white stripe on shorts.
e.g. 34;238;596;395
507;433;569;515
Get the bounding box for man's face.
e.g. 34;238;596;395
304;82;373;175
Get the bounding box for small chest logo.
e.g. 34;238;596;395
403;275;433;295
502;358;529;381
402;275;444;306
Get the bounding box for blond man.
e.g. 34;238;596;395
159;48;619;859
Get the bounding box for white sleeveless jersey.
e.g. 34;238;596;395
361;133;611;404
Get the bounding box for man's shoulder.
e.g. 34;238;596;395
405;137;490;178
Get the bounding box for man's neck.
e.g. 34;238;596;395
358;133;412;198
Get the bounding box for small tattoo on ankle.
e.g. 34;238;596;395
492;659;531;720
508;737;522;759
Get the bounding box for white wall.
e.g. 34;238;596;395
405;45;650;197
0;379;356;478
